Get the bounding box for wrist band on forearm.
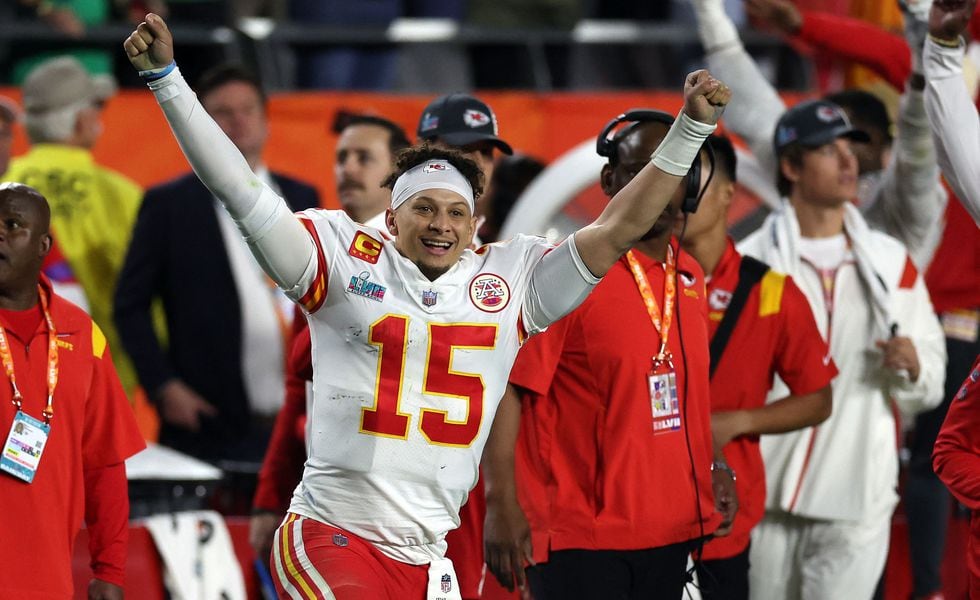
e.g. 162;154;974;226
650;111;717;177
139;61;176;82
928;34;963;48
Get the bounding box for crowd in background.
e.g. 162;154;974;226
0;0;978;599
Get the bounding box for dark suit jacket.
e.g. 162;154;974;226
114;172;319;461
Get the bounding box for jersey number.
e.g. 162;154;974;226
360;314;497;447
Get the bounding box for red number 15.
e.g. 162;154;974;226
359;314;498;447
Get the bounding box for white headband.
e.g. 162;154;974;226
390;159;475;213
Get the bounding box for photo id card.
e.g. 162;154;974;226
649;370;681;434
1;411;50;483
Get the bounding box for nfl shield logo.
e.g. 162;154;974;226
441;573;452;593
422;290;438;307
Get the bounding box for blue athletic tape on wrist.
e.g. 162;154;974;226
139;61;176;82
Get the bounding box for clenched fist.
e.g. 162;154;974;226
123;13;174;71
682;69;732;126
929;0;977;42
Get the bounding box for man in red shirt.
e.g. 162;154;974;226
484;113;737;599
933;356;980;600
0;182;145;599
678;135;835;599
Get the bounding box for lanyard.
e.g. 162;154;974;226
0;285;58;423
625;247;676;368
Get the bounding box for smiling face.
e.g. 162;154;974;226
386;189;477;281
0;184;51;295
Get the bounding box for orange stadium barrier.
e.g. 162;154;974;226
0;87;810;210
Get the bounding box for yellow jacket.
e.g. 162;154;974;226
3;144;142;395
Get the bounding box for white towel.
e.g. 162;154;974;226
143;510;247;600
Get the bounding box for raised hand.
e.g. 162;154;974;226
682;69;732;125
929;0;977;42
745;0;803;34
123;12;174;71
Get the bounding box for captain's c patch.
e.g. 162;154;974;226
349;231;383;264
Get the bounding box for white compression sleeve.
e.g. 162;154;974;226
146;67;316;295
924;39;980;225
691;0;740;52
690;0;786;178
522;234;601;336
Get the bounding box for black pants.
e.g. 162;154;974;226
526;540;694;600
696;545;750;600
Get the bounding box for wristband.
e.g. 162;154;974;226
650;111;716;177
139;61;176;82
928;34;963;49
711;460;736;481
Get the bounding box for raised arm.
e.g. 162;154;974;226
572;70;729;276
123;15;318;298
746;0;913;91
923;0;980;225
692;0;785;180
866;86;948;268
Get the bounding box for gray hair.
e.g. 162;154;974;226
24;100;91;144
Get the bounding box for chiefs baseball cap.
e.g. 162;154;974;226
417;93;513;155
773;99;870;155
21;56;117;114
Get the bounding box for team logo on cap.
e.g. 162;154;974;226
776;126;797;147
420;112;439;132
469;273;510;312
463;109;490;129
423;160;449;174
816;106;840;123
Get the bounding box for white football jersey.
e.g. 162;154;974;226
288;209;552;564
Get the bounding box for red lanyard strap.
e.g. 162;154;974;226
0;285;59;423
625;247;676;366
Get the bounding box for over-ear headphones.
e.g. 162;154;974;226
596;109;713;214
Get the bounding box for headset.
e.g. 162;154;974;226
596;109;715;215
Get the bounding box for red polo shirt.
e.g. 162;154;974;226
510;243;720;563
0;280;145;598
701;239;837;560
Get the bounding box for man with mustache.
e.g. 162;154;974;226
335;114;411;229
